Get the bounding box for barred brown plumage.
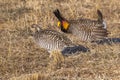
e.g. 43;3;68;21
31;24;89;55
53;9;108;42
31;24;73;52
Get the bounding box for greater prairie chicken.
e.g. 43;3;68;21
31;24;89;56
53;9;108;42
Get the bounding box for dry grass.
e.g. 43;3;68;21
0;0;120;80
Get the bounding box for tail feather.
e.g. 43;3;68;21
97;10;103;23
53;9;65;21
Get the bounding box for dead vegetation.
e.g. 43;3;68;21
0;0;120;80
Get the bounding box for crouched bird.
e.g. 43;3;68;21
30;24;89;56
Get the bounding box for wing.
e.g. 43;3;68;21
69;22;108;41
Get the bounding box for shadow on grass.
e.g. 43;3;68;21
61;45;89;56
61;38;120;56
94;38;120;45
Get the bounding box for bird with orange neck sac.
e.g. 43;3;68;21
53;9;109;42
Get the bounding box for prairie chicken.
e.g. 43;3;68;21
31;24;89;56
53;9;108;42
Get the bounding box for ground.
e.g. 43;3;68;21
0;0;120;80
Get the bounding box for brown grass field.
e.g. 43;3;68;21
0;0;120;80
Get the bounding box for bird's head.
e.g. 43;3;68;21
57;20;70;33
29;24;42;36
53;9;70;33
